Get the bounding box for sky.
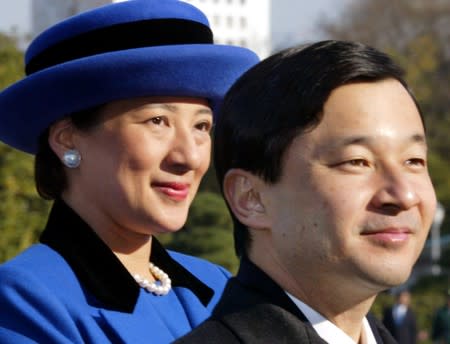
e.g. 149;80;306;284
0;0;32;34
0;0;352;39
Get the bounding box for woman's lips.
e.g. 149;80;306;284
153;182;190;201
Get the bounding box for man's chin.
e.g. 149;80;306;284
370;269;413;290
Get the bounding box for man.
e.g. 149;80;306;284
431;291;450;344
383;290;417;343
176;40;437;343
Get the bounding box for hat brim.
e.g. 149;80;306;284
0;44;258;154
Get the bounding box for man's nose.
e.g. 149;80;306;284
370;168;420;214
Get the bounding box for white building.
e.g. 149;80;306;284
31;0;305;59
31;0;126;38
182;0;304;58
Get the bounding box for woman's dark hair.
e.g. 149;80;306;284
34;105;104;200
214;40;424;257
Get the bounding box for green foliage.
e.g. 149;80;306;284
370;291;393;320
0;144;51;262
429;152;450;206
413;279;449;335
372;277;450;343
198;164;221;194
0;33;51;263
185;191;231;229
0;33;24;89
428;151;450;236
158;191;238;272
389;34;440;106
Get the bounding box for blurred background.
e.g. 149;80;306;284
1;1;449;342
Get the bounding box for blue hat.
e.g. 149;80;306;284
0;0;259;154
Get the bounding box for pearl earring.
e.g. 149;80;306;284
62;149;81;168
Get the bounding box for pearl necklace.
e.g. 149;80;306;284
133;262;172;296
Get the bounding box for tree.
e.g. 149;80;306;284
0;33;23;89
159;191;238;272
319;0;450;127
0;33;51;262
321;0;450;55
0;144;51;262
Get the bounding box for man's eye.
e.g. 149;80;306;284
346;159;369;167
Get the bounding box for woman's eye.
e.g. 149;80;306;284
406;158;426;167
148;116;164;125
196;121;212;132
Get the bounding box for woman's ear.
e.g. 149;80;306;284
223;169;271;230
48;118;76;160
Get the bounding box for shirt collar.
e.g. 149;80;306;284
40;200;213;313
286;292;377;344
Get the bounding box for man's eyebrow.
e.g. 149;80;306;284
410;133;427;145
336;133;426;146
317;133;428;156
338;135;372;146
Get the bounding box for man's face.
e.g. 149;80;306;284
398;291;411;305
263;79;436;292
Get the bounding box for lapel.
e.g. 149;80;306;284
216;258;396;344
40;201;214;315
367;313;398;344
213;258;327;343
221;303;327;344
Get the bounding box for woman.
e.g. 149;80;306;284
0;1;258;343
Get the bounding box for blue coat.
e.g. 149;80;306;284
0;201;230;343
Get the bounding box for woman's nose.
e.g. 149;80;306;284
165;130;204;172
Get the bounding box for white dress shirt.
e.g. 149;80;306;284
286;292;377;344
392;304;407;324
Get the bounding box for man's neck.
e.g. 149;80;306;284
248;247;377;341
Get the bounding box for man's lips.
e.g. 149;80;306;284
361;227;413;244
153;182;190;200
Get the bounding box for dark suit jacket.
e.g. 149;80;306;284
383;305;417;344
175;257;397;343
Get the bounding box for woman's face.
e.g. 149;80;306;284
65;96;213;238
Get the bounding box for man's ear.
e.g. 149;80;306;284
223;169;270;230
48;118;76;160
